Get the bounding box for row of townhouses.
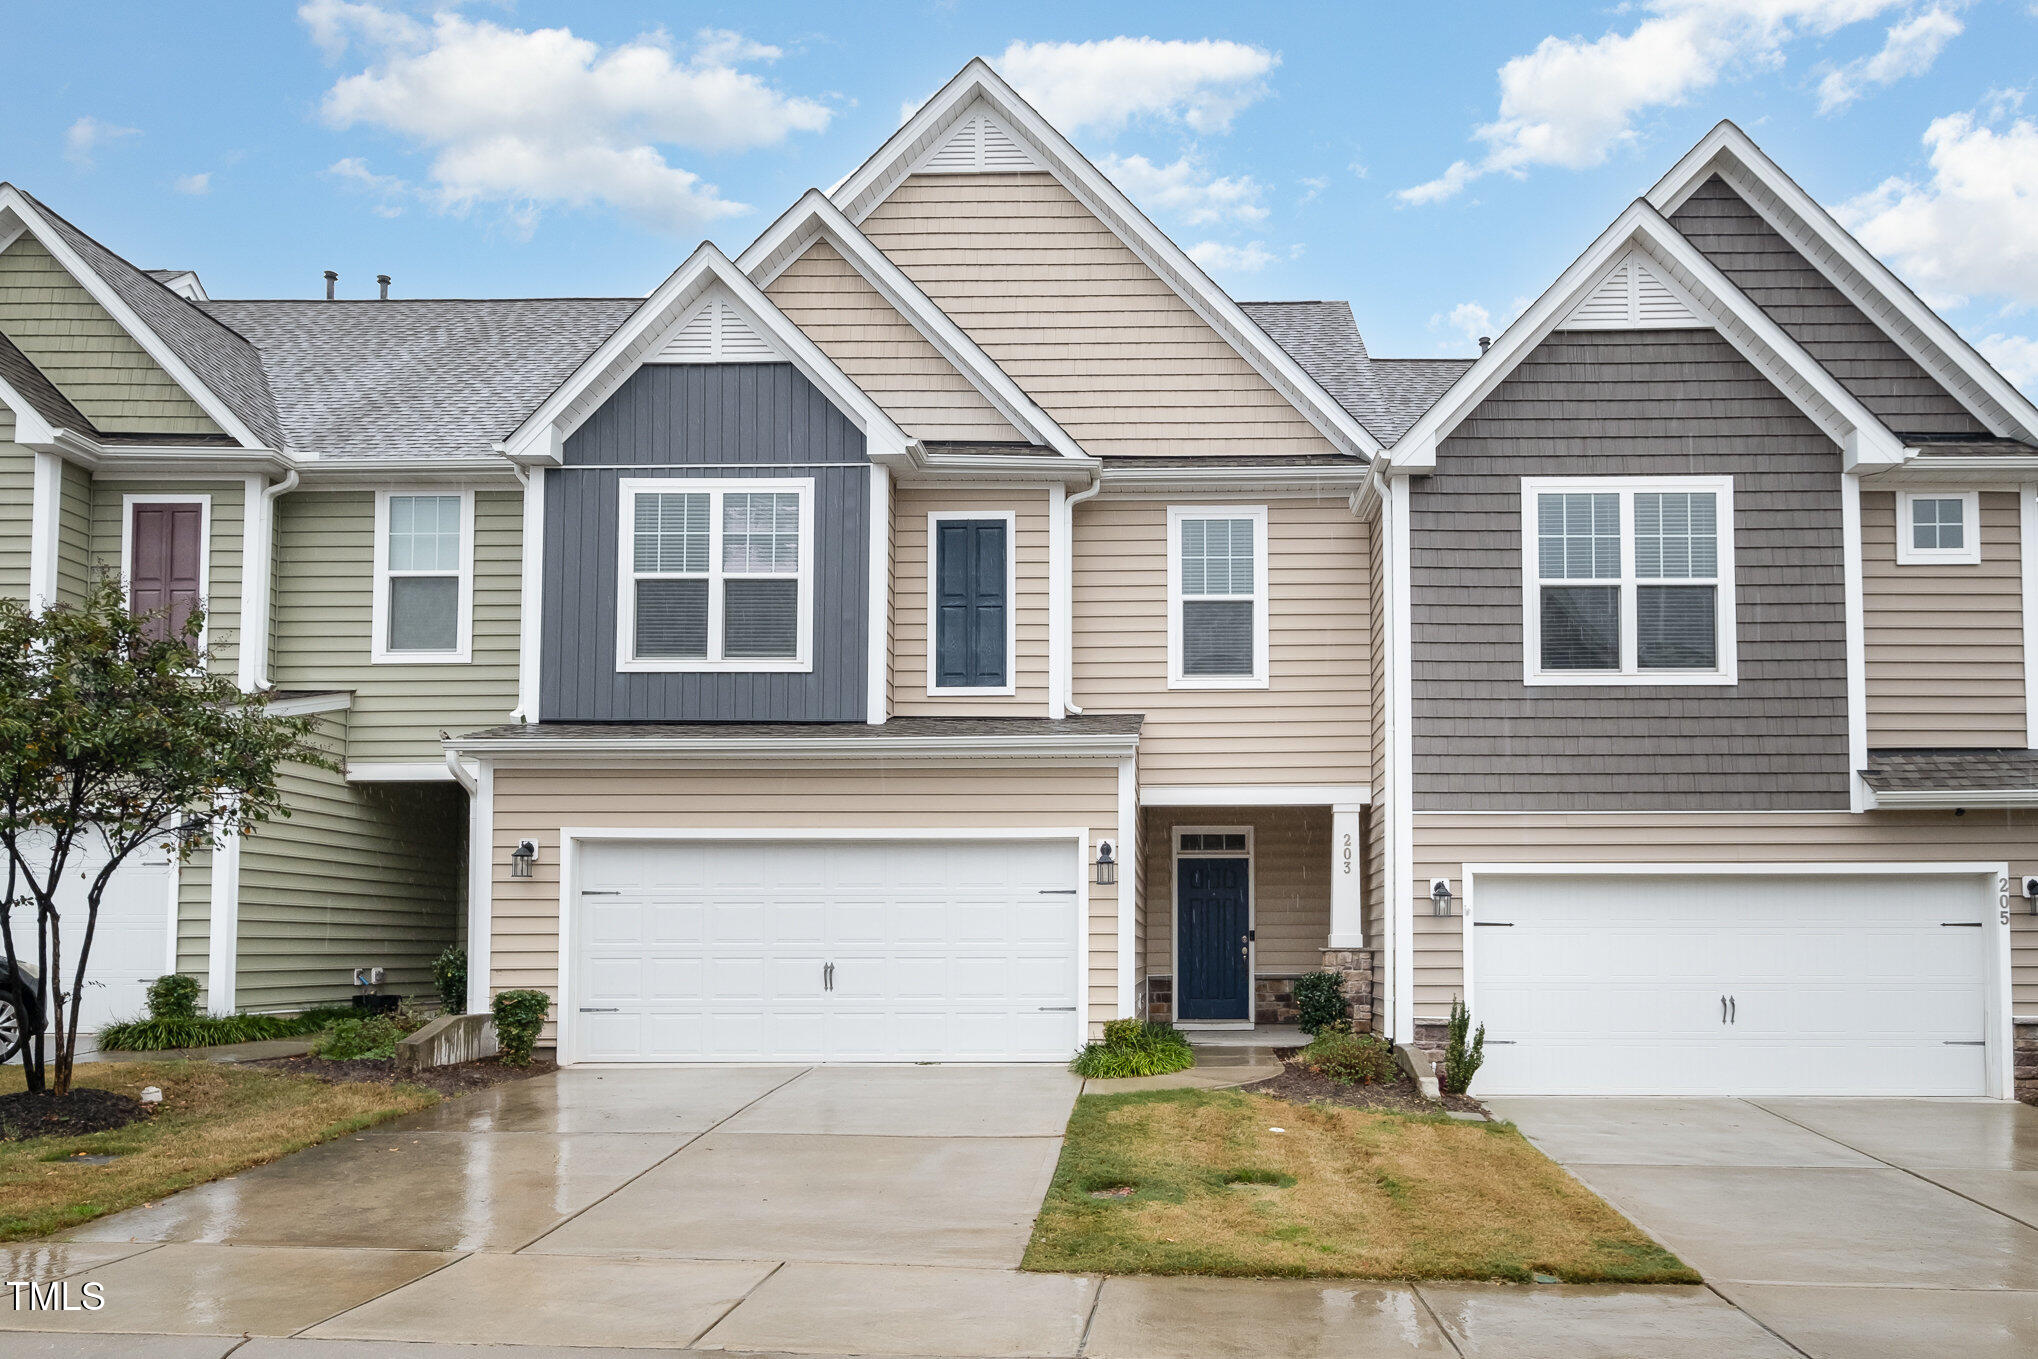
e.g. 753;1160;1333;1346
4;61;2034;1097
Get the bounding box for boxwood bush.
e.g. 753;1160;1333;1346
1293;970;1350;1036
1298;1029;1397;1085
491;989;551;1066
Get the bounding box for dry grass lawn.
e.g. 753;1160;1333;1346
0;1061;438;1240
1024;1089;1698;1283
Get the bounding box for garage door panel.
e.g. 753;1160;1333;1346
1475;872;1991;1097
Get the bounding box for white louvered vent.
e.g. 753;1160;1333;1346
650;297;782;363
1559;250;1701;330
917;107;1040;174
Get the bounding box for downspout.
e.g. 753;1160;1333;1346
248;469;298;689
1060;471;1103;716
506;458;544;724
443;745;477;794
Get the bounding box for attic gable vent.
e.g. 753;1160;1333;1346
650;297;783;364
917;108;1040;174
1559;250;1701;330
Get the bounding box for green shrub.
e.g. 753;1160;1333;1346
98;998;363;1052
306;1005;429;1062
1299;1030;1397;1085
432;946;467;1015
145;973;200;1021
491;989;551;1066
1441;996;1486;1095
1069;1019;1195;1079
1293;970;1350;1036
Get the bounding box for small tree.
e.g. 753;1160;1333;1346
1441;995;1486;1096
0;579;332;1096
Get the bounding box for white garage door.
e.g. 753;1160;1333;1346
6;835;176;1057
1471;871;1995;1097
570;837;1082;1063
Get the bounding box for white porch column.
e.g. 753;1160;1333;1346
27;451;61;610
205;828;241;1012
1329;803;1363;948
465;761;494;1015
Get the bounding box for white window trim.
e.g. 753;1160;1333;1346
1167;504;1270;690
925;510;1018;697
371;489;475;665
120;493;212;651
1520;475;1738;687
1169;823;1256;1029
1896;490;1981;566
615;476;816;674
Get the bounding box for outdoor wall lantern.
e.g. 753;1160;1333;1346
1430;878;1454;917
1093;840;1118;886
509;839;538;880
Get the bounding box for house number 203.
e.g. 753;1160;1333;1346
1341;833;1354;875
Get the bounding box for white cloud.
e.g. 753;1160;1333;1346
1098;153;1267;225
1399;1;1919;205
64;115;138;167
1817;5;1964;114
1298;175;1329;204
326;155;410;217
1431;301;1495;349
1835;105;2038;310
302;5;833;233
1187;240;1279;273
173;172;211;195
1977;332;2038;393
993;37;1277;135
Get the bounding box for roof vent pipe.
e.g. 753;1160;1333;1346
377;274;391;301
324;270;338;300
1478;336;1491;355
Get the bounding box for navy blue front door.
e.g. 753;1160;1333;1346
1177;858;1250;1021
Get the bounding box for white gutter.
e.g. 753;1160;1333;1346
1864;787;2038;809
444;730;1140;762
1098;462;1370;495
242;469;297;689
443;747;478;794
1060;471;1104;715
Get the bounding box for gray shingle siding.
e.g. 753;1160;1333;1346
1670;176;1983;437
1410;329;1850;810
540;362;869;722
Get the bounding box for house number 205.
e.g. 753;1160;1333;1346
1341;833;1354;875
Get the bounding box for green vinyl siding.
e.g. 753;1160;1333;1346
55;460;92;606
89;477;245;677
271;489;522;763
0;234;222;436
234;713;463;1011
0;417;29;599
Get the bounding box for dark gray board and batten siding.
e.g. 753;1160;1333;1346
1409;328;1851;811
540;363;870;722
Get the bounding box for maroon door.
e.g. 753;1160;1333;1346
129;502;203;640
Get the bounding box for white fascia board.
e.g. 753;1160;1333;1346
1866;787;2038;809
445;732;1140;762
500;241;913;465
739;190;1088;462
1098;463;1370;496
1646;122;2038;443
1386;202;1905;474
827;60;1381;461
0;373;59;446
0;189;267;450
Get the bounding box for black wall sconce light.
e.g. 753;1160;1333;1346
1093;840;1118;886
510;839;538;879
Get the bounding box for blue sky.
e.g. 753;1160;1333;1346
7;2;2037;390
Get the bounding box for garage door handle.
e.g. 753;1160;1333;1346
1729;995;1735;1025
823;962;834;991
578;1007;619;1013
1038;1006;1076;1012
1721;995;1728;1025
1944;1040;1985;1046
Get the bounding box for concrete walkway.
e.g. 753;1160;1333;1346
3;1067;2028;1356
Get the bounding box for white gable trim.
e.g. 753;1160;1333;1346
1647;121;2038;444
499;241;912;466
828;61;1382;459
0;186;266;450
0;373;59;445
739;190;1089;462
1557;250;1700;330
1388;201;1907;475
648;294;782;364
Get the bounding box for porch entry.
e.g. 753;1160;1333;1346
1175;828;1252;1022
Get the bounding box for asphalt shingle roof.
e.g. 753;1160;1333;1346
1239;300;1472;445
200;298;639;460
1862;748;2038;792
0;330;96;435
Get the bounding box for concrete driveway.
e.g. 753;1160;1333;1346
1489;1096;2038;1358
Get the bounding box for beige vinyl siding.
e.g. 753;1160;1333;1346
860;173;1338;458
235;713;463;1012
90;477;244;677
1141;805;1329;980
1864;490;2025;747
890;487;1050;714
0;418;30;598
1072;497;1370;787
489;761;1122;1036
1410;810;2038;1018
55;460;92;605
0;234;221;436
271;489;521;764
764;239;1022;443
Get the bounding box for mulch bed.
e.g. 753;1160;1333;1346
244;1054;558;1095
0;1087;149;1141
1243;1052;1489;1117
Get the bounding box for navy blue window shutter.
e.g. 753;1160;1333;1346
935;520;1008;688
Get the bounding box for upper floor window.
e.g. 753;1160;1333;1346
372;490;472;664
617;478;813;673
1168;505;1268;688
1521;476;1736;686
929;513;1013;695
1897;491;1980;565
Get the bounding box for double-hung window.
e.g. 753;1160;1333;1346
1896;491;1980;565
1522;476;1735;685
1169;505;1269;687
372;490;473;663
618;478;812;672
928;512;1014;694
